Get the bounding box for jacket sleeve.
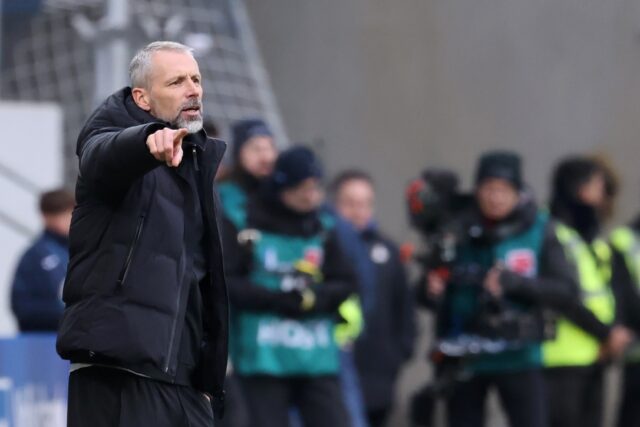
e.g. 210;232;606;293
221;217;302;313
611;248;640;331
78;122;166;193
10;249;64;331
500;222;611;341
313;229;358;313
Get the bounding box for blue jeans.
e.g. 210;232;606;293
339;349;369;427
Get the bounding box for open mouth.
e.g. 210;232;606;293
181;105;202;118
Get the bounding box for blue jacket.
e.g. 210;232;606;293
11;230;68;332
332;214;415;410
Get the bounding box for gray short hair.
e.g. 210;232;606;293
129;41;194;89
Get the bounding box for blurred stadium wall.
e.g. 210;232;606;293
0;104;63;336
245;0;640;240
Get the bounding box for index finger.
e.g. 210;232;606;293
173;128;189;145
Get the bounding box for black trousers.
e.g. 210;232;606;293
239;375;351;427
617;362;640;427
544;365;604;427
67;366;214;427
217;374;249;427
446;369;547;427
367;408;390;427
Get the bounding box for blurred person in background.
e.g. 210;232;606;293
417;151;551;427
331;170;415;427
217;118;277;221
217;118;276;427
56;41;228;427
609;182;640;427
10;189;74;332
222;146;355;427
543;156;632;427
415;151;630;427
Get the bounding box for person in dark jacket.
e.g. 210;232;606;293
611;214;640;427
56;41;228;427
332;170;415;427
416;151;629;427
217;118;277;239
11;189;74;332
222;146;356;427
217;119;277;427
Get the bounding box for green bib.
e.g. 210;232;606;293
217;181;248;230
453;212;548;374
231;216;340;376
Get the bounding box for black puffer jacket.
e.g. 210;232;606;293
56;88;228;405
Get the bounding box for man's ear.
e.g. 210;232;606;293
131;87;151;111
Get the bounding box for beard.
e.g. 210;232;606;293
172;99;203;134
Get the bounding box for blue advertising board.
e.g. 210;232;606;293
0;334;68;427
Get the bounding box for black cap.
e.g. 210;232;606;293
231;118;273;160
475;150;522;189
268;146;323;194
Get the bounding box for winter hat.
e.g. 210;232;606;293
475;150;523;189
231;118;273;160
268;146;323;194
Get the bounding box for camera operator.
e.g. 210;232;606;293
416;151;628;427
418;151;549;427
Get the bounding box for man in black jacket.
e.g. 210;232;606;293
56;41;228;427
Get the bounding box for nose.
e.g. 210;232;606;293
185;79;201;99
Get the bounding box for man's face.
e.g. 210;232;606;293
133;50;204;133
476;178;520;221
280;178;324;214
44;209;73;237
335;179;375;231
239;136;278;178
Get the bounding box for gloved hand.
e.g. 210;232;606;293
275;289;317;317
274;290;304;316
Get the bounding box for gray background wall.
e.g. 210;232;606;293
245;1;640;425
245;0;640;239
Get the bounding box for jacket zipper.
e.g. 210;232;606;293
164;279;183;373
117;214;145;286
165;148;199;374
192;146;200;171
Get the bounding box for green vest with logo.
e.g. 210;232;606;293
454;212;548;374
610;226;640;362
542;223;615;367
227;200;340;376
